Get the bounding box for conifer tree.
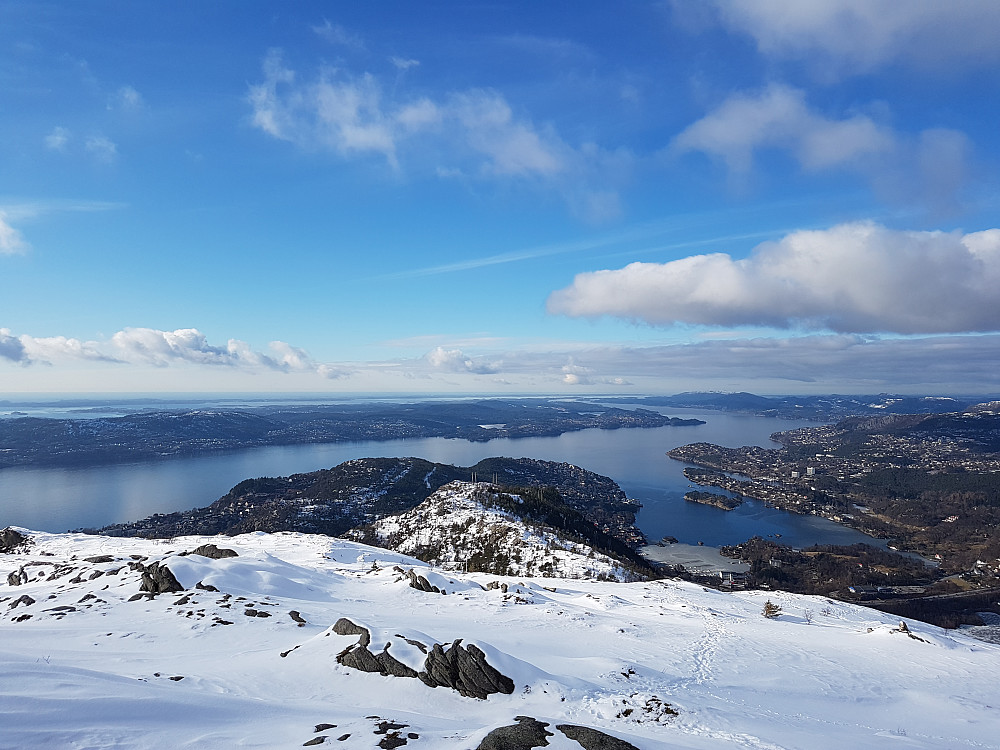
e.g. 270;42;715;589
762;599;781;619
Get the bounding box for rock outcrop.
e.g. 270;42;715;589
476;716;552;750
7;567;27;586
139;562;184;594
417;639;515;699
331;619;513;699
0;528;28;553
406;569;441;594
187;544;238;559
555;725;640;750
334;619;420;679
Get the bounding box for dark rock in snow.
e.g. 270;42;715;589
8;594;35;609
337;641;419;679
195;581;219;592
84;555;115;564
476;716;553;750
406;569;441;594
139;562;184;594
187;544;238;559
418;639;515;699
556;725;640;750
290;610;307;625
332;618;371;646
314;723;337;732
0;528;28;553
303;737;326;746
7;567;27;586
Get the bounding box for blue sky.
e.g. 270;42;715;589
2;1;999;395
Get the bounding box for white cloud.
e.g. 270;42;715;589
21;335;116;363
110;85;143;111
450;91;566;178
0;214;29;255
425;346;501;375
390;57;419;71
85;135;118;162
672;85;969;212
673;85;893;173
0;326;354;380
700;0;1000;73
0;329;27;363
45;126;71;151
247;52;628;220
312;20;365;50
548;221;1000;334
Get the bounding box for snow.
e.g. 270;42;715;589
1;528;1000;749
361;482;641;582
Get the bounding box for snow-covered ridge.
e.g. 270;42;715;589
354;481;644;582
2;527;1000;749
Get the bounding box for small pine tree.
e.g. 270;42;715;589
762;600;781;619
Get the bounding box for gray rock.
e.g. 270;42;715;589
83;555;115;564
8;594;35;609
7;567;27;586
139;562;184;594
332;618;371;647
476;716;552;750
188;544;238;559
337;641;419;679
0;528;28;553
556;725;640;750
290;610;307;625
417;639;515;699
406;569;441;594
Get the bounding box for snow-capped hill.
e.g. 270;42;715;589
3;526;1000;749
353;481;646;582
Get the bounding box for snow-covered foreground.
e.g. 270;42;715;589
2;529;1000;749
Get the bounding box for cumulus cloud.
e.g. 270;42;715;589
426;346;501;375
247;51;628;221
0;329;27;363
698;0;1000;73
548;222;1000;334
109;328;339;374
0;214;29;254
21;335;117;363
671;85;969;210
673;85;893;174
0;326;357;381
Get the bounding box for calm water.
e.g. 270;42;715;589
0;410;883;550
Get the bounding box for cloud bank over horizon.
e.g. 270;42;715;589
548;222;1000;334
5;324;1000;394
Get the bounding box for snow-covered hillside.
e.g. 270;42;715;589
354;481;644;582
3;527;1000;749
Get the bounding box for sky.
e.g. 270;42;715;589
1;0;999;396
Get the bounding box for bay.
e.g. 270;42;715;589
0;409;883;550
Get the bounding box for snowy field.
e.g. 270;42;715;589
3;528;1000;749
